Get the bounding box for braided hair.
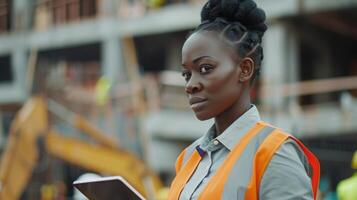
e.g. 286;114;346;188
194;0;267;83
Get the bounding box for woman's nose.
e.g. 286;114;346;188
185;79;203;94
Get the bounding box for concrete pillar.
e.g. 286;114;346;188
98;0;118;17
262;23;287;110
12;0;34;31
285;25;300;85
100;36;126;143
101;37;123;83
11;48;28;100
284;25;302;133
261;22;299;129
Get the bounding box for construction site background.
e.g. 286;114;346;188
0;0;357;199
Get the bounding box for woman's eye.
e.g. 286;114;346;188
182;71;191;81
199;64;213;74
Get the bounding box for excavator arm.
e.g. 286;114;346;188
0;97;48;200
45;131;162;197
0;96;163;200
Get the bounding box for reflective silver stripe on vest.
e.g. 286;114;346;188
222;126;275;200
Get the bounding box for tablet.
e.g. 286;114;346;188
73;176;146;200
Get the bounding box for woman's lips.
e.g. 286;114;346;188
189;97;207;109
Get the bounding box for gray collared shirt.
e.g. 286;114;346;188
179;105;313;200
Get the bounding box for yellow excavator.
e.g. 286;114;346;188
0;96;164;200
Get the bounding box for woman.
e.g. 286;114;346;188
168;0;320;199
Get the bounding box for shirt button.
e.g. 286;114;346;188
213;140;219;145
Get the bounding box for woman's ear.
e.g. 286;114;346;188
239;58;255;83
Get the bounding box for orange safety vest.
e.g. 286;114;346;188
168;121;320;200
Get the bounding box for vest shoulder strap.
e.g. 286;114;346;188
245;129;320;200
168;150;202;200
289;136;320;200
175;149;187;174
245;129;289;200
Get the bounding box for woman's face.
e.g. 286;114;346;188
181;32;245;120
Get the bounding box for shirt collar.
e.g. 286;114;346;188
200;105;261;151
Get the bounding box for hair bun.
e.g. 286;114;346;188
201;0;267;37
201;0;222;22
221;0;239;17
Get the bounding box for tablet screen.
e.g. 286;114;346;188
73;176;145;200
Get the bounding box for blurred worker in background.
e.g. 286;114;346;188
337;151;357;200
168;0;320;199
